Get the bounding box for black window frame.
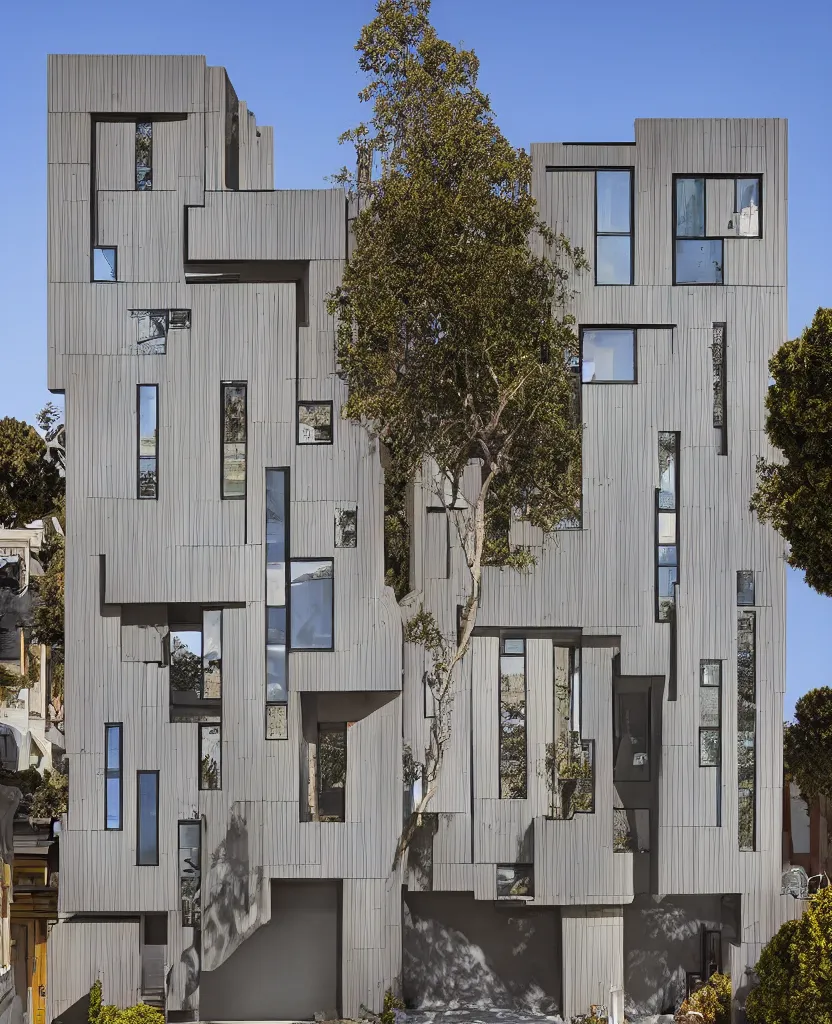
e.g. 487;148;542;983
92;246;118;283
135;121;152;191
712;323;728;455
220;381;247;501
317;722;347;823
178;819;202;928
579;326;638;384
655;431;680;622
265;467;290;740
198;723;222;791
496;864;534;899
136;770;160;867
288;557;335;653
137;384;159;501
104;723;123;831
594;168;634;287
498;635;527;800
737;570;756;607
698;660;722;769
296;401;334;446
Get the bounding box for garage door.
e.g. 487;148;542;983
200;880;340;1020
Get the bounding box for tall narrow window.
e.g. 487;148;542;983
199;724;221;790
499;637;527;799
135;122;152;190
105;724;122;830
224;74;240;191
712;324;727;454
136;771;159;866
221;383;247;499
137;385;158;499
595;170;633;285
290;560;334;650
735;178;761;237
699;661;722;767
674;178;723;284
265;469;288;739
317;723;347;822
737;570;755;607
656;432;679;621
737;611;756;851
178;821;201;928
202;609;223;699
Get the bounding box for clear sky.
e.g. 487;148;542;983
2;0;829;716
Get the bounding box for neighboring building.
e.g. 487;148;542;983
46;54;798;1023
784;781;831;882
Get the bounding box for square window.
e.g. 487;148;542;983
297;403;333;444
595;235;632;285
581;329;635;382
675;239;723;285
496;864;533;899
93;247;117;282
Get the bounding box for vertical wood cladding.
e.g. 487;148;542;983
48;52;788;1019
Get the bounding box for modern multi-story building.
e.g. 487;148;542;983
47;54;800;1023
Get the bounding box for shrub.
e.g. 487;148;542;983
674;972;731;1024
99;1006;163;1024
379;989;405;1024
88;980;102;1024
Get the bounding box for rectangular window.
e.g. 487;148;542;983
178;821;201;928
290;559;334;650
317;723;347;822
613;807;650;853
334;507;358;548
265;469;288;739
496;865;534;899
199;724;221;790
735;178;761;237
738;611;756;851
699;661;722;767
712;324;727;454
581;328;636;382
104;724;122;830
169;612;222;701
137;385;158;499
674;178;723;284
221;383;247;499
202;609;223;699
613;690;650;781
737;570;755;607
135;122;152;190
129;309;190;355
297;402;333;444
499;637;527;799
224;73;240;191
595;170;633;285
93;247;117;282
136;771;159;866
656;432;679;621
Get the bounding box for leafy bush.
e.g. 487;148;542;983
88;980;102;1024
98;1005;164;1024
31;764;68;819
746;888;832;1023
379;989;405;1024
674;972;731;1023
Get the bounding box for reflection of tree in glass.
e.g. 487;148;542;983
170;636;202;694
223;390;246;442
500;695;527;799
200;754;219;790
318;729;347;790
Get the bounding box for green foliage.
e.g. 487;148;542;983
31;522;64;650
402;744;421;788
170;636;203;694
746;890;832;1023
0;663;25;704
31;763;68;819
88;980;102;1024
383;456;411;600
751;308;832;596
379;989;405;1024
97;1005;164;1024
199;755;219;790
0;415;63;528
675;972;731;1024
784;687;832;803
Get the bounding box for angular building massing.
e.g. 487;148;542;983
47;54;800;1023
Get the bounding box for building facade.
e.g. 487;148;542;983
47;54;798;1023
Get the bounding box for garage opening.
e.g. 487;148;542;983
200;880;340;1020
403;892;561;1013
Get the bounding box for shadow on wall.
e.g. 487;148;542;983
624;894;726;1017
403;893;560;1013
201;805;265;973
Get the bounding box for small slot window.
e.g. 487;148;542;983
178;821;201;927
136;771;159;866
136;122;152;190
737;570;755;607
595;170;633;285
137;385;158;499
105;724;122;830
499;636;527;799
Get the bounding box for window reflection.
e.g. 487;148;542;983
581;329;635;382
595;170;633;285
290;560;334;649
675;240;723;284
676;178;705;237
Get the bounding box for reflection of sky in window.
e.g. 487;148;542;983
676;179;704;236
290;561;333;648
266;644;287;701
106;725;120;769
582;329;634;381
596;171;630;233
93;247;117;281
106;779;121;829
139;386;157;446
675;240;723;284
596;235;631;284
203;610;221;663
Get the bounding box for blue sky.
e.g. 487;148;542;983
2;0;829;715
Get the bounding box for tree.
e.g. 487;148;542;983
751;308;832;596
0;415;63;528
745;889;832;1023
329;0;585;861
783;686;832;803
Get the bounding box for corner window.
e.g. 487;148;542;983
290;560;334;650
499;636;527;799
199;724;221;790
699;661;722;768
105;724;122;830
137;385;158;499
297;402;333;445
136;122;152;190
581;328;636;382
221;383;247;499
178;821;201;927
93;247;117;282
136;771;159;866
595;170;633;285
